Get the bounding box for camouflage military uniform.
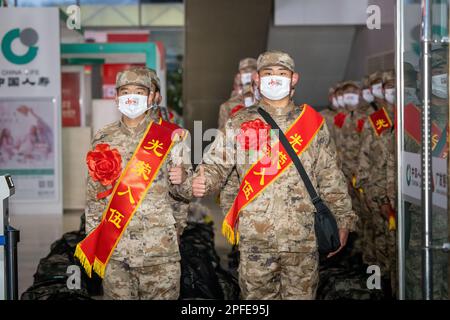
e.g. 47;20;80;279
218;95;243;131
177;61;359;298
85;67;192;300
333;108;349;169
355;97;396;295
339;103;372;254
218;58;257;131
198;98;357;299
320;107;338;144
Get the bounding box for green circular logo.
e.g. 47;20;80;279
1;28;38;65
406;164;412;186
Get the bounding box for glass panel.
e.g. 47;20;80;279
402;0;424;300
401;0;449;300
429;0;449;300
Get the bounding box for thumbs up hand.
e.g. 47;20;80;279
192;165;207;198
169;165;184;185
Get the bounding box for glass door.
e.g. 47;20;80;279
398;0;450;300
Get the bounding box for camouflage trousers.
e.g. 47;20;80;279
405;203;449;299
348;186;364;253
358;193;376;265
238;251;319;300
103;259;181;300
366;197;397;296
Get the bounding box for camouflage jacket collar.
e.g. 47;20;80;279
119;112;152;137
259;99;296;117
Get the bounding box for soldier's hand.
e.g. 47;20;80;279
169;165;184;185
192;165;206;198
326;228;349;258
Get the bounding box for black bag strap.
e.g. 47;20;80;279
257;107;322;207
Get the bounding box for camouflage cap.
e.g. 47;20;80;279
115;66;153;90
328;86;335;95
239;58;257;71
382;69;396;84
334;81;344;92
362;76;370;88
431;47;448;69
368;71;383;85
257;50;295;72
341;80;361;90
145;67;161;91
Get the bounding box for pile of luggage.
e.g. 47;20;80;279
179;202;240;300
316;234;387;300
21;215;101;300
21;203;239;300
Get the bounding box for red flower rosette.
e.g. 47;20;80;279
86;143;122;199
237;119;271;152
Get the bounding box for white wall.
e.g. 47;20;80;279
275;0;369;26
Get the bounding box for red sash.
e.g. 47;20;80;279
75;119;182;278
222;105;324;244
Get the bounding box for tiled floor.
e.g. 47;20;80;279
11;194;231;298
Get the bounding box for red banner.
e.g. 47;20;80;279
369;107;392;136
222;105;324;245
75;119;182;278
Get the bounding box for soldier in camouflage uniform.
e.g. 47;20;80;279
332;83;347;167
404;48;449;299
337;80;369;254
355;70;397;297
354;71;385;267
320;86;340;144
85;66;192;300
179;51;357;299
218;58;257;131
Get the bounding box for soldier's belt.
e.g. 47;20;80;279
222;104;324;245
75;119;182;278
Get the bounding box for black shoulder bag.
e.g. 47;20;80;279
257;107;341;255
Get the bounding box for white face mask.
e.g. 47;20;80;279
260;76;291;101
337;95;345;108
343;93;360;108
372;83;384;99
244;96;254;107
332;97;339;109
362;89;374;103
118;94;149;119
241;72;252;86
432;73;448;99
384;88;396;104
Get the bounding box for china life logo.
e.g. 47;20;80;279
406;164;412;186
1;28;38;65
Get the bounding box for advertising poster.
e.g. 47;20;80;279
0;99;57;201
0;8;61;214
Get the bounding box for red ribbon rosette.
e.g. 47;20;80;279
86;143;122;199
237;119;271;152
